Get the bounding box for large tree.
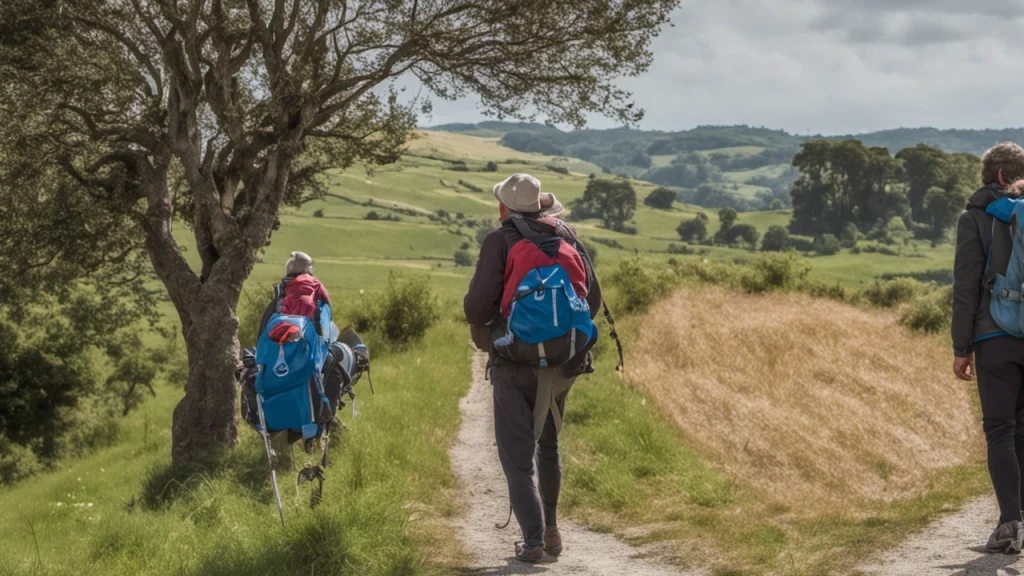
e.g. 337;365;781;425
789;140;907;236
0;0;677;469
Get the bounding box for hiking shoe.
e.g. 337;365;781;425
515;541;555;563
986;521;1024;554
544;526;563;557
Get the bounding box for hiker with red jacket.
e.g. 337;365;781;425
254;251;332;471
464;174;603;563
952;143;1024;554
258;251;331;339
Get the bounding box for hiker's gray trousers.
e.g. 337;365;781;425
491;361;573;548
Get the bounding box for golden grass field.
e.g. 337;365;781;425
628;288;983;517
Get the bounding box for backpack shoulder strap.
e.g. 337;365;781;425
508;217;562;259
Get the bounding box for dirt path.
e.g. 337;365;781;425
449;351;695;575
860;497;1024;575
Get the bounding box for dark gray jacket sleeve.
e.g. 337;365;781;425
952;211;983;357
464;230;507;327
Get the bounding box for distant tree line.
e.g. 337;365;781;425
789;141;979;241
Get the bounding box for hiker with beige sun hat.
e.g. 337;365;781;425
464;173;605;563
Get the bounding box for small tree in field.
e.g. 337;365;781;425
677;214;708;242
572;178;637;232
0;0;678;470
644;187;677;210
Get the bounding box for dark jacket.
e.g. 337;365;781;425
952;184;1014;357
464;217;602;352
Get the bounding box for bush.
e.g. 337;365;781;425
313;209;324;218
546;164;569;175
740;252;811;293
677;215;708;242
840;222;860;248
485;161;498;172
458;179;484;193
761;225;791;251
900;286;952;334
859;278;925;308
608;258;681;313
453;249;475;267
591;237;625;250
644;187;677;210
350;273;439;349
815;234;841;255
365;210;380;220
0;292;161;484
803;280;848;302
667;243;697;255
722;223;759;246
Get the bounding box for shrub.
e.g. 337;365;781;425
769;199;784;210
803;280;848;302
608;258;681;313
485;161;498;172
900;286;952;334
458;179;484;193
237;286;275;348
677;216;708;242
365;211;380;220
815;234;841;255
313;209;324;218
644;187;677;210
351;273;439;349
740;252;811;294
840;222;860;248
591;237;625;250
860;278;925;308
546;164;569;175
453;249;475;267
667;243;696;255
761;225;791;251
722;223;759;246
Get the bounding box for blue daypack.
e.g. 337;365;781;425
254;303;333;439
985;197;1024;338
493;218;598;368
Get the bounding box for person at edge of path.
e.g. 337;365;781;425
255;251;332;471
953;142;1024;555
464;173;603;564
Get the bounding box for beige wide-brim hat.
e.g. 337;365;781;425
492;173;564;218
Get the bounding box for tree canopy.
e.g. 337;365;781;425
0;0;678;468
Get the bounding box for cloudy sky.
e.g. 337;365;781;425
414;0;1024;135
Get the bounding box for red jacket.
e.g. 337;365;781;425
279;274;330;320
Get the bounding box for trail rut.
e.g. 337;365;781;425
448;351;695;575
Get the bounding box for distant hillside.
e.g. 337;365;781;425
423;122;1022;213
426;121;1024;157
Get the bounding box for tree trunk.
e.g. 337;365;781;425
170;286;242;469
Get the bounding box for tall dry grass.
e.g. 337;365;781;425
629;287;983;516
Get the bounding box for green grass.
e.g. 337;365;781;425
0;318;471;576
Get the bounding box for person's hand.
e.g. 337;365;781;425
953;355;975;381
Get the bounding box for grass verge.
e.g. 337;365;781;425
0;318;471;576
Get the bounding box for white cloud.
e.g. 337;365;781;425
413;1;1024;134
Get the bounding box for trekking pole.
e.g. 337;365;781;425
602;301;624;373
256;394;286;527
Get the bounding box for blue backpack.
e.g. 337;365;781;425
254;303;333;439
985;197;1024;338
493;218;598;368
